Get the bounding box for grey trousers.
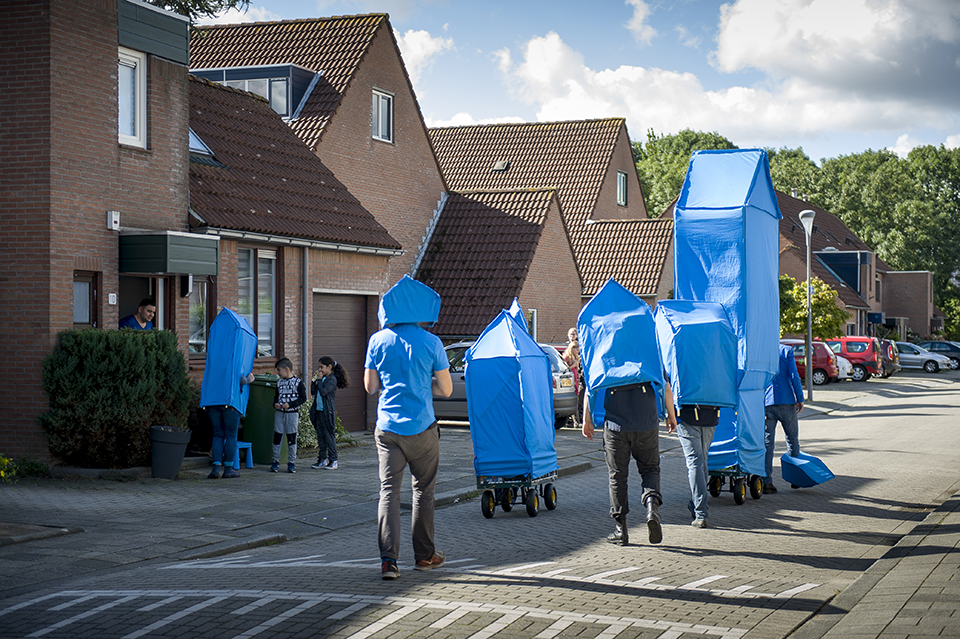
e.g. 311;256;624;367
375;423;440;562
603;427;661;519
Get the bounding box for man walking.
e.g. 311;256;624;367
763;344;804;494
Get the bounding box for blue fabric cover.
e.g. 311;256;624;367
466;310;557;478
654;300;737;411
766;344;805;405
506;298;529;333
200;308;257;414
781;451;834;487
577;278;664;427
379;275;441;328
673;149;782;474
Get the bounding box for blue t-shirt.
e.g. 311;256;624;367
365;323;448;436
119;314;153;330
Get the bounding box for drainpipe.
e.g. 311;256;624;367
302;247;309;376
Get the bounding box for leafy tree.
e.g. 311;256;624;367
766;147;822;203
779;275;848;339
147;0;249;22
779;274;802;316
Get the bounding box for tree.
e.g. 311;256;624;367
779;275;848;339
147;0;249;22
766;147;822;203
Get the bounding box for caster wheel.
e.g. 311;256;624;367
733;478;746;505
543;483;557;510
500;487;515;512
525;489;539;517
708;476;723;498
749;475;763;500
481;490;495;519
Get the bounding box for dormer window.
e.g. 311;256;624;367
372;89;393;142
191;64;317;119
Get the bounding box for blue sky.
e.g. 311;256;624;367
198;0;960;164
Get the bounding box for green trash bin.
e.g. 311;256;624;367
242;374;288;465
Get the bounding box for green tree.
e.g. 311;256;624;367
766;147;822;202
779;275;848;339
147;0;249;22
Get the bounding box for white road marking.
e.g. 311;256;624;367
137;595;184;611
587;566;640;580
29;596;138;637
344;604;423;639
429;607;472;628
679;575;728;589
230;599;324;639
534;618;574;638
775;583;819;597
466;612;523;639
493;562;556;574
121;596;228;639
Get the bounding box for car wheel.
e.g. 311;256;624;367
812;369;827;385
950;357;960;370
851;365;869;382
923;360;939;373
555;415;569;430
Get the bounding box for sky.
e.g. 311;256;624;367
196;0;960;164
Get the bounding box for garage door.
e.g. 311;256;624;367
312;293;369;432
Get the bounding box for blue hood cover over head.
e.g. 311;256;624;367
200;307;257;414
465;310;557;479
378;275;441;328
577;278;664;426
506;298;529;333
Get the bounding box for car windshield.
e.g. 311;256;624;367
445;342;570;374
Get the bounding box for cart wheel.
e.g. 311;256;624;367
500;488;515;512
525;489;539;517
708;476;723;498
733;478;746;505
749;475;763;500
481;490;496;519
543;483;557;510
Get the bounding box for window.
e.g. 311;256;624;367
118;48;147;148
73;272;98;327
224;78;289;117
238;247;277;357
616;171;628;206
188;277;214;354
372;90;393;142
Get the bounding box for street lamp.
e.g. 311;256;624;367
799;209;816;402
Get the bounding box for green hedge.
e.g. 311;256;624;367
40;329;191;469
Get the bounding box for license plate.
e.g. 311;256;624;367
560;377;573;388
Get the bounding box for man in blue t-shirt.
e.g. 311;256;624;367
118;298;156;330
763;344;805;494
365;320;452;581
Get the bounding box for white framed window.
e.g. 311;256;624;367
224;78;290;117
372;89;393;142
238;247;277;357
616;171;628;206
118;47;147;148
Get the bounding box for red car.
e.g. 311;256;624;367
780;338;839;386
824;336;883;382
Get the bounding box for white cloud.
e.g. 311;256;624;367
194;5;281;25
625;0;657;45
394;29;453;85
946;134;960;149
425;112;526;128
675;25;702;49
888;133;922;157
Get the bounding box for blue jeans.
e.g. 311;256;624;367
207;406;241;468
676;422;715;520
764;404;801;482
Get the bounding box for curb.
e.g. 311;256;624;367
49;456;211;481
0;525;83;547
174;534;288;561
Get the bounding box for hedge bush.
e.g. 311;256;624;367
40;329;191;469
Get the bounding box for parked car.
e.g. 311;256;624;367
823;336;883;382
879;339;901;378
835;355;853;381
433;341;577;429
895;342;954;373
780;338;838;385
915;341;960;369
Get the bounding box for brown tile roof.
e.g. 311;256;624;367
416;189;557;336
190;14;386;149
776;191;873;254
578;218;673;296
188;75;400;250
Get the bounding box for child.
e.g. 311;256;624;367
310;356;351;470
271;357;306;473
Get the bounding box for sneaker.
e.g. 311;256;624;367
222;467;240;479
763;483;778;494
414;550;445;571
270;461;280;473
287;463;296;474
207;465;223;479
381;560;400;580
311;459;329;469
324;460;338;470
691;518;708;528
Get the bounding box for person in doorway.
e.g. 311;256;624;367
118;297;156;330
763;344;805;494
310;356;350;470
270;358;306;474
364;276;452;581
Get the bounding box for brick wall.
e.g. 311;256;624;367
314;23;446;285
590;126;649;221
883;271;935;338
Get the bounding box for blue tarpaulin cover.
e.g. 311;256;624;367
654;300;737;411
673;149;781;474
200;308;257;414
466;310;557;478
781;451;835;487
378;275;441;328
577;278;664;427
506;298;529;333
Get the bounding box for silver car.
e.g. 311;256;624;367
895;342;954;373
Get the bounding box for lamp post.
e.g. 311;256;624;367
799;209;816;402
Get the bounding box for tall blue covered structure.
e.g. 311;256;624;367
200;308;257;414
673;149;781;474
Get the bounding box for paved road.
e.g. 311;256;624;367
1;371;958;638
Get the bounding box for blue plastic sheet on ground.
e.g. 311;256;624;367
466;310;557;478
200;308;257;414
577;278;664;427
378;275;441;328
781;451;835;488
673;149;781;475
654;300;737;411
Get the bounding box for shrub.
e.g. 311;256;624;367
40;329;191;469
297;399;354;449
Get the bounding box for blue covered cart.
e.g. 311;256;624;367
465;309;559;518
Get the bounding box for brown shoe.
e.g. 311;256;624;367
414;550;445;571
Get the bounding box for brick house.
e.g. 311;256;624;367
0;0;205;458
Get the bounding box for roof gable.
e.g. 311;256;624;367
188;75;400;250
579;218;673;296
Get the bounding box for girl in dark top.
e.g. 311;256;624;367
310;356;350;469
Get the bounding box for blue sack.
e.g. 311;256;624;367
378;275;441;328
781;451;835;488
199;308;257;414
